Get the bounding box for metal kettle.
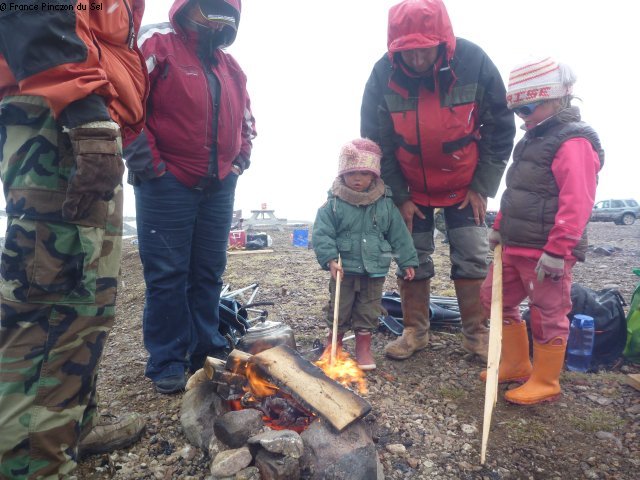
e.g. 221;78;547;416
236;320;297;355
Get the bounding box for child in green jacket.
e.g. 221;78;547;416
313;138;418;370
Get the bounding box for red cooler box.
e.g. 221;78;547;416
228;230;246;248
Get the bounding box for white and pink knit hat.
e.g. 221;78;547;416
338;138;382;177
506;57;576;109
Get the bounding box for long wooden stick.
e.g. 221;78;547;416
481;244;503;464
330;255;343;366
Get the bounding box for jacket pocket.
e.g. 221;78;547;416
337;238;352;254
124;130;159;181
378;240;393;268
0;218;102;305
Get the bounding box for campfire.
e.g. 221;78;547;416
314;345;368;395
183;344;378;479
188;345;370;432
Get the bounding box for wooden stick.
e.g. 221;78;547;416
330;255;343;366
481;244;503;465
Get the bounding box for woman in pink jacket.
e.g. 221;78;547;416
480;57;604;405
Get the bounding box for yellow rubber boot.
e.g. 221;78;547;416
480;320;532;383
504;338;566;405
384;278;430;360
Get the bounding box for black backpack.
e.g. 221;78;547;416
568;284;627;368
524;284;627;369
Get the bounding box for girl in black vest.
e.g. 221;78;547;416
478;57;604;405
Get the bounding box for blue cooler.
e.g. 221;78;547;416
292;229;309;247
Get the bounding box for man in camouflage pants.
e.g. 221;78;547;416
0;2;149;478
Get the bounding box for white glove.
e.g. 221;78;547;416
535;252;565;282
488;229;501;251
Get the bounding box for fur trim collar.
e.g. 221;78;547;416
331;177;386;206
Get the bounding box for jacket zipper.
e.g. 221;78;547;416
416;86;428;195
123;0;135;49
218;71;237;155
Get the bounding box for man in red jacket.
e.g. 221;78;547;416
0;1;148;477
361;0;515;362
124;0;256;394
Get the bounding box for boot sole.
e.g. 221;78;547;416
358;364;376;370
505;392;561;405
78;423;145;459
385;344;428;360
480;373;531;384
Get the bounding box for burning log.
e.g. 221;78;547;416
246;345;371;432
186;357;229;391
226;349;252;375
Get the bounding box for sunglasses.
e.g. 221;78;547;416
512;101;545;116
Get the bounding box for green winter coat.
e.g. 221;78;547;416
313;179;418;276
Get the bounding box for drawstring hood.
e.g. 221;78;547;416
170;0;241;48
387;0;458;97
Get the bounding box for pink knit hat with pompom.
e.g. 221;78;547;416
338;138;382;177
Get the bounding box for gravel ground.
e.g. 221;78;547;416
76;222;640;479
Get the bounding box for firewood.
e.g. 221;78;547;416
212;369;248;390
185;368;211;391
226;349;252;375
204;357;227;378
186;357;243;391
247;344;371;432
626;374;640;391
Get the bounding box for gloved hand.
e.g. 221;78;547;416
535;252;565;282
63;120;124;221
488;229;501;251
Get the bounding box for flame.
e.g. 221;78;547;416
314;346;368;395
245;364;278;397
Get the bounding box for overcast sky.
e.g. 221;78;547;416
9;0;637;223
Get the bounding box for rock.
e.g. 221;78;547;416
214;409;265;448
586;394;614;406
180;382;230;449
210;447;253;478
248;429;304;459
235;466;261;480
300;420;378;480
626;404;640;414
593;246;614;256
595;431;623;449
461;424;477;435
209;436;227;458
254;449;300;480
385;444;406;455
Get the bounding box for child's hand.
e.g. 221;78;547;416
403;267;415;281
328;260;344;281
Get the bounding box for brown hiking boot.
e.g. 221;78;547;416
454;279;489;361
78;413;146;459
385;278;430;360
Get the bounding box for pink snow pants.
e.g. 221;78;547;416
480;251;575;344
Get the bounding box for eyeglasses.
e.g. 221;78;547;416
512;101;545;116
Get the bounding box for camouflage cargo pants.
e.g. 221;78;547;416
0;96;123;479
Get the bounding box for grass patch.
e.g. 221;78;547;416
501;418;548;443
568;410;625;433
438;386;466;400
